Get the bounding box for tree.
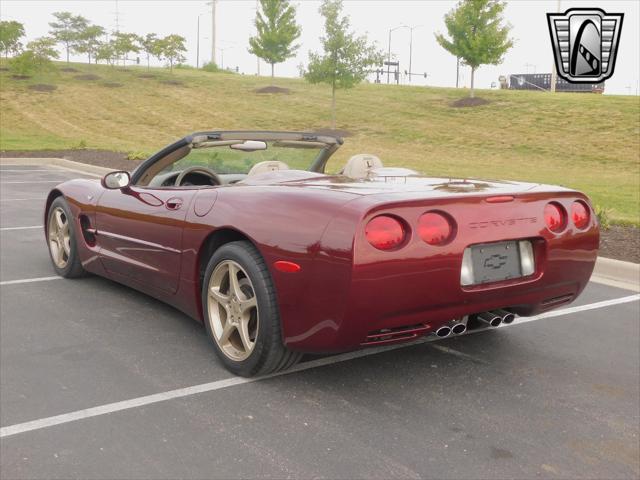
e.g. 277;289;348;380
248;0;301;82
138;33;158;70
10;36;59;75
304;0;382;128
27;36;59;65
75;25;105;64
157;35;187;72
111;32;140;66
435;0;513;98
49;11;88;63
95;41;116;66
0;20;25;60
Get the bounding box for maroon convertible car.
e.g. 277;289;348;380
45;131;599;376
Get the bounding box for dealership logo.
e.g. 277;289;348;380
547;8;623;83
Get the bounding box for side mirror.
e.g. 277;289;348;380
102;171;131;189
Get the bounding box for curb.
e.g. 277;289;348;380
0;157;113;177
2;157;639;291
591;257;640;292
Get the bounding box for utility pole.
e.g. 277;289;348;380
387;25;407;84
208;0;217;65
550;0;561;92
255;0;260;75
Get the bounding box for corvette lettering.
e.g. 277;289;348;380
469;217;537;229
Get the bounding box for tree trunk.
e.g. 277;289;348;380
66;46;69;63
270;63;274;85
331;81;336;130
147;55;150;71
470;66;475;98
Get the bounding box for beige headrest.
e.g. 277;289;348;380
342;154;383;179
247;160;289;176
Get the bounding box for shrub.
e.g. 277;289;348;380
127;151;147;161
72;139;87;150
594;205;612;230
201;61;220;73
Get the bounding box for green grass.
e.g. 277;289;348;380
1;61;639;224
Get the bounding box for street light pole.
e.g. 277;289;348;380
550;0;561;92
387;25;407;84
407;25;423;83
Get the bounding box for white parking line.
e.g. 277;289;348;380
1;293;637;439
0;225;42;231
0;198;45;202
0;276;61;286
1;181;62;184
0;169;56;173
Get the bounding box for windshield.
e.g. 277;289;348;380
162;141;325;175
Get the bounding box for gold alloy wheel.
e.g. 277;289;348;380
207;260;259;361
48;206;71;269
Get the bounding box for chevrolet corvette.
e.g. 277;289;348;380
44;131;599;376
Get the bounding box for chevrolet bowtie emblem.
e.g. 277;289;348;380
547;8;624;83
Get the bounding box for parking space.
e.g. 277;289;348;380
1;165;639;479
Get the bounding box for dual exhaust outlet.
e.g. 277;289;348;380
434;309;515;338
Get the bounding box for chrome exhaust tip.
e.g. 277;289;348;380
435;326;452;338
493;308;516;325
451;323;467;335
477;311;502;327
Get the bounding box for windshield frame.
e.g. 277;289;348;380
131;131;343;186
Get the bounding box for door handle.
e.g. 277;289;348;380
166;197;183;210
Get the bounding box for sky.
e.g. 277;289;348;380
1;0;639;95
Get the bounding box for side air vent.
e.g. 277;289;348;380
79;215;96;246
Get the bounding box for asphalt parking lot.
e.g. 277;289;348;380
0;164;639;480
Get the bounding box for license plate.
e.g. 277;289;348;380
470;241;522;284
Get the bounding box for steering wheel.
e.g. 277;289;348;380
174;166;221;187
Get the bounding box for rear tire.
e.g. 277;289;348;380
46;197;85;278
202;241;302;377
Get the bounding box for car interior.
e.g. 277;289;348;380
134;136;414;189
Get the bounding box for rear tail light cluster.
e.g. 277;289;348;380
365;215;407;250
365;211;456;251
418;212;455;245
544;200;591;233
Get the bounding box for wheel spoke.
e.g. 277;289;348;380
209;286;230;309
238;317;254;352
62;237;71;256
239;295;257;315
228;263;241;298
219;321;235;344
55;209;65;231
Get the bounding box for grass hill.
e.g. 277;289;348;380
1;61;638;224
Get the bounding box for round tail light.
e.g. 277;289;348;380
418;211;455;245
571;201;590;229
544;202;566;233
365;215;406;250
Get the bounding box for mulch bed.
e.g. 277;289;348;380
160;79;184;86
27;84;57;92
102;82;123;88
1;148;637;264
254;86;291;94
60;67;79;73
10;74;30;80
599;225;639;263
0;67;9;72
74;74;101;81
451;97;490;108
138;73;157;79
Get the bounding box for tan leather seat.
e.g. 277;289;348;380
247;160;290;176
342;154;383;179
